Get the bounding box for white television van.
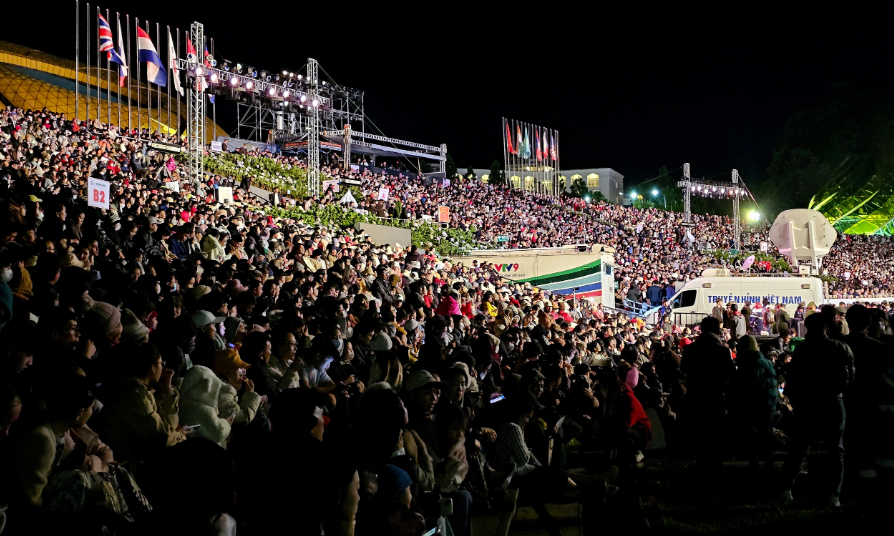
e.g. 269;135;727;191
667;269;825;324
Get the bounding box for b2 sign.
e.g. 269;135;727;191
87;178;110;209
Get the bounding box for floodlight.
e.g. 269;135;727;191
297;74;303;80
300;95;307;103
651;189;658;196
230;76;239;86
630;190;637;198
584;196;591;202
195;65;204;77
268;87;276;96
210;72;218;83
749;210;760;221
282;89;290;98
312;99;319;107
245;80;254;90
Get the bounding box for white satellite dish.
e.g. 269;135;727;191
769;209;837;270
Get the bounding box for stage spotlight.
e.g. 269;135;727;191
312;99;319;107
235;63;243;73
195;65;204;76
186;52;197;63
289;72;295;78
245;80;254;90
282;89;290;98
222;60;232;72
268;87;277;96
300;95;307;103
297;74;303;80
230;76;239;86
247;67;257;77
210;72;218;83
282;70;289;76
274;74;281;82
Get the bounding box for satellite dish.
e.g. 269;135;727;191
769;209;837;270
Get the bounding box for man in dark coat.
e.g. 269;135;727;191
681;315;736;471
842;305;887;478
779;313;854;507
370;265;393;307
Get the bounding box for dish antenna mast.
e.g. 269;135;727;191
769;209;837;273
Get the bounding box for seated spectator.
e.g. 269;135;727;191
95;342;186;463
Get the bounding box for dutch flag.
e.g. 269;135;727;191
137;27;167;87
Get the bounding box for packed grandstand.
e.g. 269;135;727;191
0;101;893;536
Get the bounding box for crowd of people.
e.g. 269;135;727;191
0;106;891;536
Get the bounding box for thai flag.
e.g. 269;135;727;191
137;27;167;86
98;15;126;67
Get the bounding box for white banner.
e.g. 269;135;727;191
377;187;389;201
164;181;180;193
87;178;110;209
210;141;223;153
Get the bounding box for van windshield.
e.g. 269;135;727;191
672;289;697;309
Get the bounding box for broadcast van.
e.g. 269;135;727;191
667;269;825;325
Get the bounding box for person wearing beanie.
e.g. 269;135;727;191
81;296;123;348
213;349;264;426
120;308;151;345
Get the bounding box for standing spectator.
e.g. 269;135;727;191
779;313;854;507
681;316;736;471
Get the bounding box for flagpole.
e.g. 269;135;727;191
136;16;141;134
501;117;506;190
95;5;100;126
156;21;161;136
146;20;152;137
177;28;181;140
105;8;112;127
75;0;80;123
211;37;216;146
126;14;131;133
166;26;171;140
116;12;121;129
86;3;90;126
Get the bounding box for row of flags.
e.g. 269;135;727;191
96;13;204;98
504;119;557;162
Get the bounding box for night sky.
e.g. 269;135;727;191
6;3;894;188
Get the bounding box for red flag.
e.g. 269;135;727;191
535;129;542;161
506;121;514;154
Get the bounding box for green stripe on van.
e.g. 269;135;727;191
512;259;602;286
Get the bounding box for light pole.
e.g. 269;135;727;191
630;190;637;208
651;188;667;210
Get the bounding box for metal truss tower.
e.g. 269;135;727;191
678;162;692;223
307;58;320;196
732;169;741;248
187;22;205;186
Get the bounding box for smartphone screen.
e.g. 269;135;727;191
490;394;506;404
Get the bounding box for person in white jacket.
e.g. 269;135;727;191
213;349;264;425
178;365;232;447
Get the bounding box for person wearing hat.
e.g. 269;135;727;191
213;349;264;426
80;296;124;350
120;308;151;345
402;370;446;437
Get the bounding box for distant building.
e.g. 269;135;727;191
562;168;625;204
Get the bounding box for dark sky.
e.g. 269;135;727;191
6;3;894;188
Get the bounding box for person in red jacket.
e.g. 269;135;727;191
434;285;461;317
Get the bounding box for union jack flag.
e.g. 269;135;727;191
98;14;126;66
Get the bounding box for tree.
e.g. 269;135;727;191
489;160;505;185
589;191;607;204
466;166;477;180
445;153;458;179
569;176;590;198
